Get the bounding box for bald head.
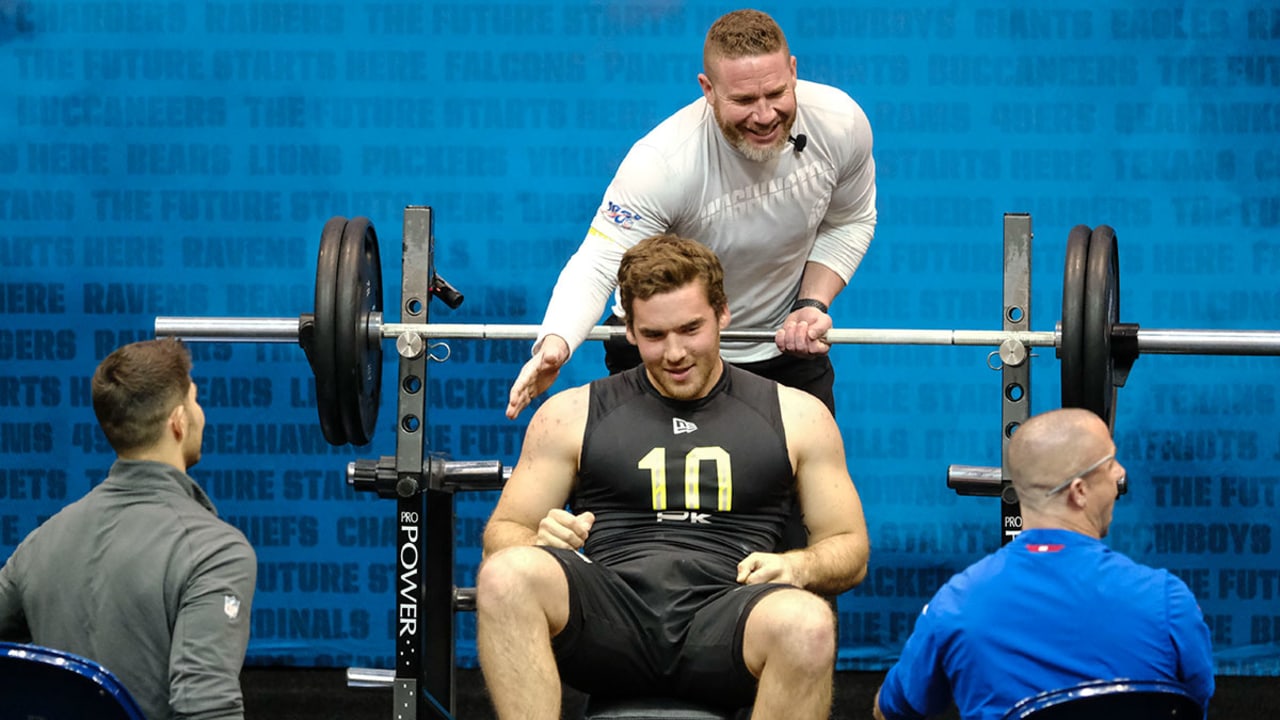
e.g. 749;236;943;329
1007;409;1115;515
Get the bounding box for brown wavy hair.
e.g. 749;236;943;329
618;234;728;325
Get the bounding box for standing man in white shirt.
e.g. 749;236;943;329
507;8;877;421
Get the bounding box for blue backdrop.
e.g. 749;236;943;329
1;0;1278;674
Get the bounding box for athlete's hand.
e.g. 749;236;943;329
775;307;832;357
536;509;595;551
736;552;799;586
506;335;570;419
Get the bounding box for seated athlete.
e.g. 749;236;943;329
0;338;257;720
475;234;870;719
874;408;1214;720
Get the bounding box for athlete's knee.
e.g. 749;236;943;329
781;591;837;664
475;546;562;613
749;590;836;672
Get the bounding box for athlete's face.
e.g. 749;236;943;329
699;50;798;162
626;281;730;402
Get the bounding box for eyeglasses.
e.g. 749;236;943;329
1044;453;1118;498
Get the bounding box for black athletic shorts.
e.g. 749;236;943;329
542;546;788;709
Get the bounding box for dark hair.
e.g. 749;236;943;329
704;9;789;72
618;234;728;324
92;338;192;454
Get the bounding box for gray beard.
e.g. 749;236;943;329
733;136;786;162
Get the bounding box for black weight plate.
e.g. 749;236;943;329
1059;224;1091;411
335;216;383;446
314;216;348;446
1083;225;1120;430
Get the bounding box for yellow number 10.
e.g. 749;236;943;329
638;446;732;512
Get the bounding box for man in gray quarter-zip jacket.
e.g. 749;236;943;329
0;338;257;720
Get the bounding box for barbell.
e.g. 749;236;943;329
154;215;1280;446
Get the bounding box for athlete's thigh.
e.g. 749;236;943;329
671;583;790;707
543;548;667;697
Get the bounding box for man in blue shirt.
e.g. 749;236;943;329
874;408;1214;720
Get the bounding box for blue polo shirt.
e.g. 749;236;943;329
877;528;1214;720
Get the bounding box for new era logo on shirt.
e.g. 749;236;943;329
672;418;698;435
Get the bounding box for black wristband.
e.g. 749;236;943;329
791;298;828;314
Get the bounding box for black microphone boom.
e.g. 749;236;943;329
789;134;807;153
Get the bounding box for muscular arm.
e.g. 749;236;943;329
780;387;870;595
534;229;627;358
484;387;588;556
508;143;682;419
808;102;876;290
776;103;876;355
775;262;847;355
535;143;682;359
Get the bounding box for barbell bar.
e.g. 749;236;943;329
153;215;1280;447
154;316;1280;355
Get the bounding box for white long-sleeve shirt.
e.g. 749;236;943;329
538;78;877;364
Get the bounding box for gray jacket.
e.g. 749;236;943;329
0;459;256;720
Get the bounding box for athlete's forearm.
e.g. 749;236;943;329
787;530;868;595
481;519;540;559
